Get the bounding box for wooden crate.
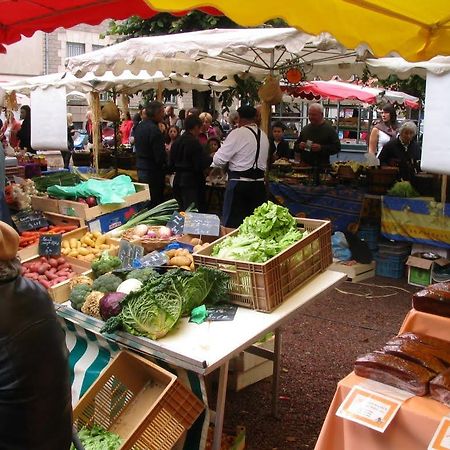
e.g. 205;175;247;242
57;183;150;221
73;351;204;450
31;195;60;213
194;218;332;312
329;260;376;283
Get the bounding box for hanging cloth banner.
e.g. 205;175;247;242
30;86;67;150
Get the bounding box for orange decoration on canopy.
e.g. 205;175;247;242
285;68;303;84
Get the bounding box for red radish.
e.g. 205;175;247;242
85;196;97;207
56;257;66;266
58;263;71;270
39;279;51;289
48;258;58;268
49;268;57;274
40;257;47;263
45;271;58;280
53;276;67;284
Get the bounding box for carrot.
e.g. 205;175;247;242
20;231;40;237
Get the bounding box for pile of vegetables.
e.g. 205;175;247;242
19;224;78;249
126;224;174;241
71;425;122;450
22;256;75;289
92;252;122;278
33;172;80;193
61;231;119;262
387;180;420;198
212;201;304;263
107;199;180;238
101;267;230;340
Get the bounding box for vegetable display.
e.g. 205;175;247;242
70;284;92;310
33;172;80;193
125;267;159;283
81;291;104;319
61;230;118;262
70;425;122;450
92;273;123;293
19;225;78;249
101;267;230;340
21;256;75;289
387;181;420;198
107;199;180;238
212;201;304;263
92;252;122;278
99;292;126;320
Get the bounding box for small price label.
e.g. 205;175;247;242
183;212;220;236
118;240;144;268
140;251;169;267
336;386;402;432
39;234;62;257
429;417;450;450
166;212;185;235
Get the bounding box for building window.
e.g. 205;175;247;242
67;42;86;58
92;44;104;52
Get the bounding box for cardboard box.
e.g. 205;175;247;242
329;260;376;282
58;183;150;221
411;243;450;259
228;360;274;392
229;337;274;372
406;254;450;287
87;204;143;233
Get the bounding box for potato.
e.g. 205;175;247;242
190;238;202;246
165;249;177;258
95;235;106;245
62;240;70;249
68;250;79;257
170;256;191;267
190;262;195;270
61;248;69;255
78;247;90;256
193;244;203;253
180;265;191;271
69;238;78;249
175;248;190;257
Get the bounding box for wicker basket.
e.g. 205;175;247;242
194;218;332;313
73;351;204;450
122;226;175;252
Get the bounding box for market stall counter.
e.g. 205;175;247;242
57;269;345;450
315;309;450;450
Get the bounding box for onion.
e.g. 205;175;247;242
146;230;157;238
158;226;172;239
134;224;149;237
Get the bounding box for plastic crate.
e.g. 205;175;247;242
194;218;332;313
378;240;411;257
375;253;407;279
73;351;204;450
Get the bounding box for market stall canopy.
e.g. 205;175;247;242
0;70;234;95
367;56;450;80
0;0;218;52
66;28;367;81
283;80;421;108
1;1;449;61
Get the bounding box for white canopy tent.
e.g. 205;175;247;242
0;70;234;95
366;56;450;80
66;28;368;81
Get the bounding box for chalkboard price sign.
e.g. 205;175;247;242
183;213;221;236
166;212;185;235
206;305;238;321
12;209;49;233
140;251;169;267
39;234;62;256
118;239;145;268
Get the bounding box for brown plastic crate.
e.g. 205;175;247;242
73;351;204;450
193;218;332;312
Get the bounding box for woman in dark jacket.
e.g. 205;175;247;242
169;115;212;212
0;221;72;450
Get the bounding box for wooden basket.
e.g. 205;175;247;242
73;350;204;450
122;226;175;252
193;218;332;313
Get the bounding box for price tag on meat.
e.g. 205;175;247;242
428;417;450;450
336;386;402;432
183;213;220;236
39;234;62;257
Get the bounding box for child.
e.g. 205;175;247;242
270;120;292;162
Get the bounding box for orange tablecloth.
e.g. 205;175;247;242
315;309;450;450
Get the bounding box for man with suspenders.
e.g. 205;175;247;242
213;105;270;228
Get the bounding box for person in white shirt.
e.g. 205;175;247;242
213;105;269;227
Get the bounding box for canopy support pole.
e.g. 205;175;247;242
441;175;447;206
156;83;163;102
121;94;129;115
89;91;101;174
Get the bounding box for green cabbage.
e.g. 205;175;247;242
71;425;121;450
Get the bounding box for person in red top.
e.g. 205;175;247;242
119;111;133;145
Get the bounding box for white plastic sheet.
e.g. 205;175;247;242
421;72;450;175
30;86;67;151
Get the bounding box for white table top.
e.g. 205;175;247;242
57;270;345;374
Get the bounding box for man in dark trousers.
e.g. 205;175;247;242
213;105;269;228
169;115;212;212
133;101;167;207
295;103;340;173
